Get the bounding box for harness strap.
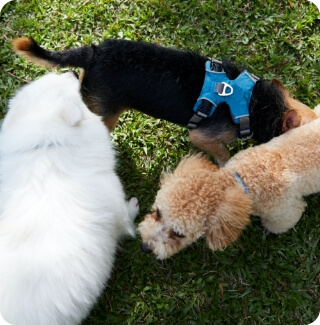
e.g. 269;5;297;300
187;100;213;129
187;59;223;129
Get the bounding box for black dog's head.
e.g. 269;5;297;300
222;61;287;143
249;79;287;143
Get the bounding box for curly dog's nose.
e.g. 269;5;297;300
141;243;153;254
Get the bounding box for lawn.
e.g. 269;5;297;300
0;0;319;324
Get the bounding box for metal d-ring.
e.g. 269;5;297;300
218;82;234;96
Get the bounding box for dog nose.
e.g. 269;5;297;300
68;70;79;79
141;243;153;254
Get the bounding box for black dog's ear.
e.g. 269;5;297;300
205;188;251;251
271;78;289;94
282;109;301;133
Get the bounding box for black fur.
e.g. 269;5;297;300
20;38;287;146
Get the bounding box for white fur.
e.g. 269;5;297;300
314;103;320;116
0;72;139;325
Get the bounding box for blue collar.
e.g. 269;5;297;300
233;171;249;194
188;60;259;138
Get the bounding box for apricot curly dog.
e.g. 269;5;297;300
139;105;320;259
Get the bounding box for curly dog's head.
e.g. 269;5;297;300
138;155;252;259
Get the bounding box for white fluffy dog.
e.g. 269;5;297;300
0;72;139;325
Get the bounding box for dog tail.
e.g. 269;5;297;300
12;37;93;68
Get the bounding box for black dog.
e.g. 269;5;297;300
13;37;305;163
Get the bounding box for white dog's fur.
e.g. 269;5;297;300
0;72;139;325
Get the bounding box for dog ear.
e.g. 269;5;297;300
61;103;83;126
1;108;17;130
205;188;251;251
282;109;301;133
175;155;218;175
1;99;23;130
271;78;289;95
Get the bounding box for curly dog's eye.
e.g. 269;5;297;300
172;231;185;238
156;208;162;220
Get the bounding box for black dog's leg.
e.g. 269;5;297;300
189;128;236;165
190;103;238;165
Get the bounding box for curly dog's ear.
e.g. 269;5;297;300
205;188;252;251
161;155;218;186
175;155;218;175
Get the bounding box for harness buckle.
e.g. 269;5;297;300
187;99;214;129
238;116;253;140
210;58;223;72
215;82;234;97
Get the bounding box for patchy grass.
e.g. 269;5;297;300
0;1;319;324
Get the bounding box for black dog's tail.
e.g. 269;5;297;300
12;37;93;68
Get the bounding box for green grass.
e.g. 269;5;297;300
1;0;320;324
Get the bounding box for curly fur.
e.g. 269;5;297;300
12;37;316;164
0;72;139;325
139;109;320;259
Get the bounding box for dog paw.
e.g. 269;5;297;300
127;197;140;221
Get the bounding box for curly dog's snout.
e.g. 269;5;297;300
140;243;153;254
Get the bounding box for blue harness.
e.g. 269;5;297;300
188;60;259;138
